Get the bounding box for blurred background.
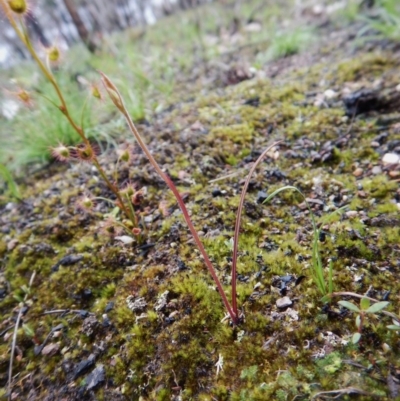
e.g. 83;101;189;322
0;0;218;66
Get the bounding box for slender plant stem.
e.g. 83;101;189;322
7;271;35;401
126;114;237;321
100;72;238;322
231;142;282;316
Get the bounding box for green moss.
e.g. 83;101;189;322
361;175;397;199
209;123;254;145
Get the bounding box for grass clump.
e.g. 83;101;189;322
257;27;314;63
0;0;150;242
362;0;400;42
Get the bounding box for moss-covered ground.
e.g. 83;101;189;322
1;1;400;400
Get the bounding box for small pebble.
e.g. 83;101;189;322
353;167;363;177
256;191;268;204
115;236;134;244
371;165;382;175
382;153;400;165
389;171;400;178
253;282;262;290
212;189;222;197
7;239;18;251
324;89;337;99
276;296;292;309
346;210;358;218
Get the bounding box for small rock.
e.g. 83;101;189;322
85;364;105;391
7;239;18;251
104;301;114;313
324;89;337;99
372;165;382;175
126;296;147;312
115;235;134;244
59;254;83;266
382;153;400;165
353;168;363;177
256;191;268;204
41;343;60;356
212;188;222;197
81;316;100;336
276;296;292;309
346;210;358;218
253;282;262;290
72;354;96;379
154;291;169;312
190;120;205;131
5;202;16;211
389;171;400;178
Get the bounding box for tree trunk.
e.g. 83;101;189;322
25;13;50;47
61;0;97;52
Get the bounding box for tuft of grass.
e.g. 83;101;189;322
258;27;314;63
263;186;347;298
359;0;400;42
0;163;21;201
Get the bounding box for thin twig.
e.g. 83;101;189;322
41;309;94;316
8;271;36;401
231;141;282;316
8;307;23;400
311;386;383;400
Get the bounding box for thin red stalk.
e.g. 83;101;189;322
163;175;237;322
231;141;282;316
100;72;238;323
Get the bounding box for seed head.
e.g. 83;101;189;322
50;143;71;162
131;190;144;206
119;149;130;163
4;87;34;108
47;45;61;63
76;193;96;212
120;183;135;197
16;89;31;104
7;0;27;14
132;227;141;236
100;217;122;236
91;83;103;100
73;143;98;162
99;72;124;111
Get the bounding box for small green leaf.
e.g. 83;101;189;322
321;295;331;303
352;333;361;344
366;301;389;314
360;297;370;310
338;300;360;313
22;324;35;337
355;315;361;329
387;325;400;331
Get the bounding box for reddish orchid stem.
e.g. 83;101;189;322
163;175;237;323
231;141;282;317
100;72;238;323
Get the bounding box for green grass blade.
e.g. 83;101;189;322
0;163;21;200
